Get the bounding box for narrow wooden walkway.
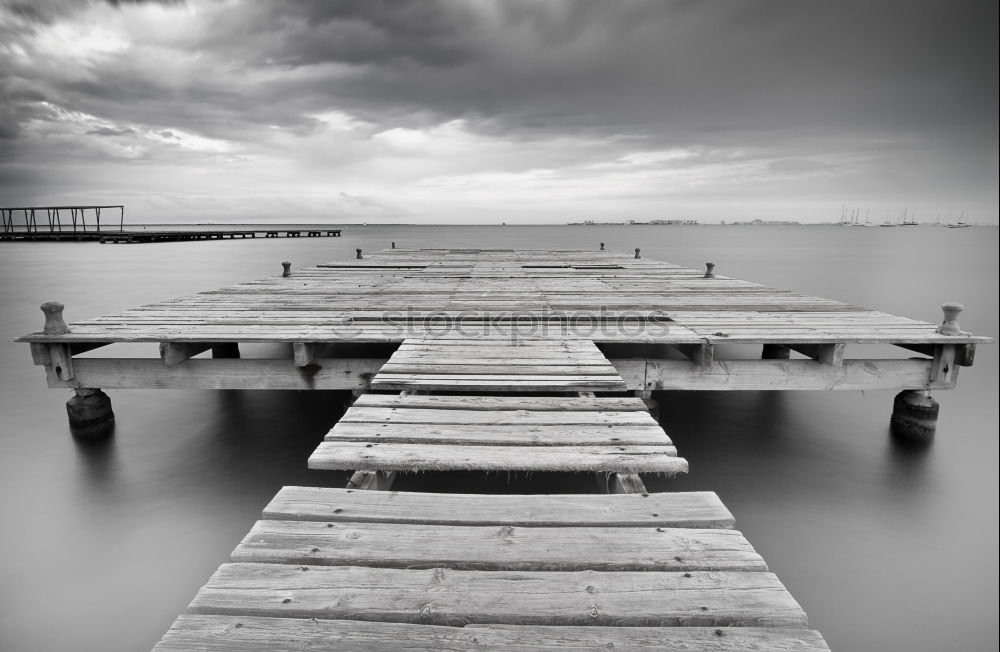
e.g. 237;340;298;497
309;393;686;474
154;489;829;651
371;337;628;392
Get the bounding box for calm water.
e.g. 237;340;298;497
0;225;996;651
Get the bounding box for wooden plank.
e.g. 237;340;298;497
376;364;620;375
232;520;767;572
340;407;657;426
350;394;650;411
189;563;808;627
670;343;714;367
155;615;831;651
326;423;672;447
309;442;687;474
263;487;735;528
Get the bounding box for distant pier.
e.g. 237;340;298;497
0;205;340;242
18;247;993;650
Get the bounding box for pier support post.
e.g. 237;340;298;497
890;390;939;443
66;388;115;439
761;344;790;359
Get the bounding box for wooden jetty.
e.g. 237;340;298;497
16;247;992;650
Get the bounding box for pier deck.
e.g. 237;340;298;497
17;248;988;394
17;247;991;650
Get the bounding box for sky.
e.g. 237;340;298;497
0;0;997;224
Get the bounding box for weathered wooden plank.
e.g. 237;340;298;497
787;343;846;366
43;358;385;390
377;364;621;375
340;407;657;426
350;394;650;412
308;442;686;474
154;615;831;651
189;564;808;627
635;358;952;390
232;520;766;572
326;423;672;447
263;487;735;528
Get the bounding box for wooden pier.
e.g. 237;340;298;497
16;247;992;650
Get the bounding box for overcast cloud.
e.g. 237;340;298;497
1;0;996;223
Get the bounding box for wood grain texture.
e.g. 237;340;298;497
232;520;766;572
189;563;809;627
263;487;735;528
154;615;830;651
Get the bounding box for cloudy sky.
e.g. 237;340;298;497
1;0;996;224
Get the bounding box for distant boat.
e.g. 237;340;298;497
899;208;917;226
945;212;971;228
880;221;897;227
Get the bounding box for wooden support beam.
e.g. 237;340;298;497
48;344;74;381
670;342;714;366
620;358;955;391
43;357;387;390
292;343;318;367
346;470;396;491
930;344;959;385
159;342;212;366
787;343;846;366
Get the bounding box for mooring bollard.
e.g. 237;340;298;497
391;241;396;249
356;248;363;259
936;302;964;335
281;261;291;277
600;242;605;251
41;301;68;335
704;262;716;278
634;248;641;259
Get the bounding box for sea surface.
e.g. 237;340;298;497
0;224;996;652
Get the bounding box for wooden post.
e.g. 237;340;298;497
634;248;641;259
704;262;716;278
356;248;363;260
281;261;292;277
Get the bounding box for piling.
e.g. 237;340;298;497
66;388;115;439
890;389;939;443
